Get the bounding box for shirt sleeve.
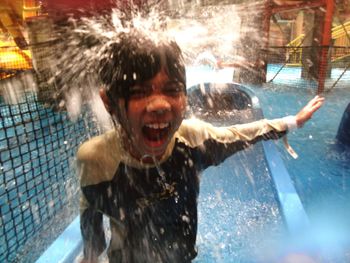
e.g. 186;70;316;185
80;192;107;260
179;117;290;170
283;115;298;131
76;132;123;261
77;142;107;260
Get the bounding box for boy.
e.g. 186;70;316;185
77;30;324;263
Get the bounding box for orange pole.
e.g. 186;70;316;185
317;0;335;94
263;1;272;49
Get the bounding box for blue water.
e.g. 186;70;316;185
258;67;350;261
186;65;350;262
189;91;287;263
266;64;350;87
251;84;350;261
195;144;287;263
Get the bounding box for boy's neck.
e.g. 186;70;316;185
122;137;163;164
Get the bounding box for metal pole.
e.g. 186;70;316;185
261;0;272;84
317;0;335;94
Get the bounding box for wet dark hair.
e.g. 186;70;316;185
98;30;186;102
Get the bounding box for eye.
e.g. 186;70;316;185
129;85;150;99
163;81;185;96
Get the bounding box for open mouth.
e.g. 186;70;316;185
142;122;171;143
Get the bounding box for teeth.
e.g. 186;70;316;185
145;123;169;129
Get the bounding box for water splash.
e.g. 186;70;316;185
24;3;248;124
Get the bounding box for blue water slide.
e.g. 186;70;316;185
36;83;309;263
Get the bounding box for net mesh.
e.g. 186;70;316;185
265;46;350;90
0;46;32;80
0;70;99;262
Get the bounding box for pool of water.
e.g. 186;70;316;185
266;64;350;88
251;83;350;261
186;66;350;261
195;144;287;263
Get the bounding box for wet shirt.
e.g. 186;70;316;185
77;118;289;263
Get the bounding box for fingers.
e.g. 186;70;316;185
295;95;325;128
308;95;325;113
308;95;325;106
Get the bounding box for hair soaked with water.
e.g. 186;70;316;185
98;30;187;102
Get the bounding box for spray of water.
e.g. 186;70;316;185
27;4;247;127
20;3;289;262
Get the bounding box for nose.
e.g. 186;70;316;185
146;96;171;114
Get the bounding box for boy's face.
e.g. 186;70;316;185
118;69;186;161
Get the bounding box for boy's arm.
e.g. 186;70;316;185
184;96;324;168
80;193;106;262
182;116;291;169
223;95;324;154
225;95;324;138
77;142;108;263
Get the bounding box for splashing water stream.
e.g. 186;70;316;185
2;2;349;263
34;5;243;120
38;6;284;262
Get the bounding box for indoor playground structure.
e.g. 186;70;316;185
1;0;350;262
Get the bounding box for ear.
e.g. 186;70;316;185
99;88;113;113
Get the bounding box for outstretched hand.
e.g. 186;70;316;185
296;95;325;128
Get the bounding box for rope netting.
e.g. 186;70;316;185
0;69;99;262
265;46;350;90
0;46;32;80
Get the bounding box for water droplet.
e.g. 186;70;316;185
181;215;190;223
119;207;125;220
107;186;112;197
